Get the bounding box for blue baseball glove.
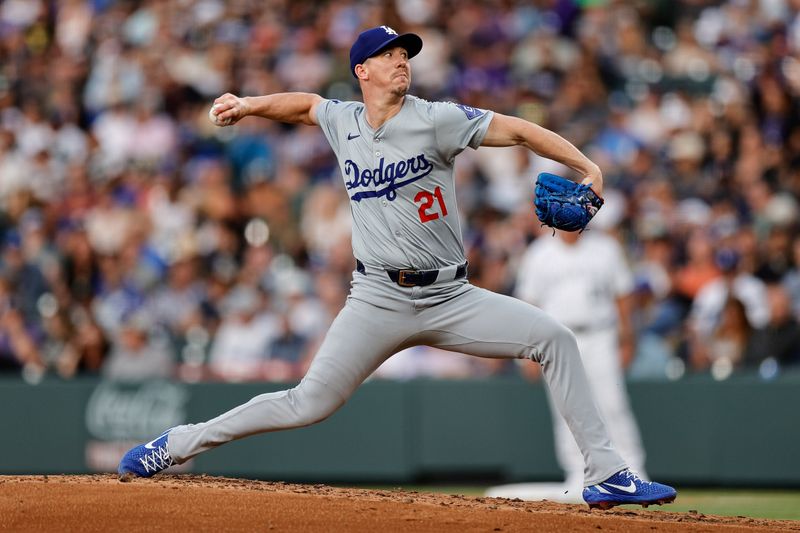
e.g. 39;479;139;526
534;172;604;232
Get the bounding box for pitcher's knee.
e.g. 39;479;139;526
288;380;346;426
538;320;580;361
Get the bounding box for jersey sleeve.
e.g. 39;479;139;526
314;98;345;154
433;101;494;161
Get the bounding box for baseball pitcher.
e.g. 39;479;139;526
119;26;676;509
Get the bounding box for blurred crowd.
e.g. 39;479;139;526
1;0;800;383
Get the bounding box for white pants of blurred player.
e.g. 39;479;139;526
487;327;647;503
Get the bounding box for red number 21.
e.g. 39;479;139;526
415;186;448;223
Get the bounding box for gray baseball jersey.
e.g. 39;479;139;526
315;95;490;270
166;95;627;486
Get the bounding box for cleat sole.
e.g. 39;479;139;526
587;494;676;510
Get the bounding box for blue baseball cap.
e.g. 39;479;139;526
349;26;422;78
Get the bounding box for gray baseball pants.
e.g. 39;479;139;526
168;268;627;485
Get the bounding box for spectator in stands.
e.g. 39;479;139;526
145;249;206;350
673;229;721;304
102;307;175;382
207;285;278;382
744;284;800;368
781;234;800;320
690;296;753;372
0;277;43;374
263;314;308;382
0;231;51;329
689;248;770;347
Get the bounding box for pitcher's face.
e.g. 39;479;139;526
362;46;411;96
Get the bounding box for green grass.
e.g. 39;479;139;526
642;489;800;521
362;486;800;521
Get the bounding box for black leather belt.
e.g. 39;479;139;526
356;260;468;287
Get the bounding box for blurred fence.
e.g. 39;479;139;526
2;374;799;486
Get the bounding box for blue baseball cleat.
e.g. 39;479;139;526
583;469;676;509
118;430;174;480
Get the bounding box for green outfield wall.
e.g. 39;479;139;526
2;374;799;486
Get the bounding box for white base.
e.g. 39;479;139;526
485;482;585;504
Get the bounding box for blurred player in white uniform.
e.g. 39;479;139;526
488;195;647;503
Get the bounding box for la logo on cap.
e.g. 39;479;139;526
381;25;398;35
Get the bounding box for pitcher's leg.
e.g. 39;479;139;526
424;285;626;485
601;386;648;477
550;400;585;484
578;333;648;477
168;297;410;462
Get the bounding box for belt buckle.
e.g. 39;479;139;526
397;270;416;287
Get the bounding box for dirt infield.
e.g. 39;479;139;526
2;475;798;532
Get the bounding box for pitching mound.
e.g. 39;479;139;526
2;475;798;532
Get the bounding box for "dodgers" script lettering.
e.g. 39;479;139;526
344;154;433;201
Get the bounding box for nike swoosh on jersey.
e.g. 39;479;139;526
602;481;637;493
347;133;360;140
